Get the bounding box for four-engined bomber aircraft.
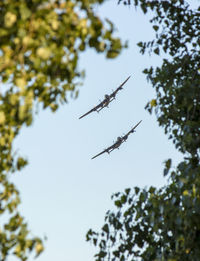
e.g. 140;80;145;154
91;120;142;159
79;76;131;119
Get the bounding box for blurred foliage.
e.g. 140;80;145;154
0;0;124;260
87;1;200;260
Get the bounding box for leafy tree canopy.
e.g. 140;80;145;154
0;0;123;260
87;1;200;260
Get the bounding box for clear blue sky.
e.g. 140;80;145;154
10;1;197;260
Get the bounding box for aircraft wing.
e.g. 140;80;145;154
122;120;142;141
109;75;131;99
91;138;124;160
79;101;105;119
91;146;112;160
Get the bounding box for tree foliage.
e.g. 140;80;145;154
87;1;200;260
0;0;123;260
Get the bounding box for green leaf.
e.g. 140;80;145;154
154;47;160;55
106;50;120;59
137;41;143;47
102;224;109;233
153;25;159;31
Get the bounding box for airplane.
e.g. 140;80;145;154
91;120;142;159
79;76;131;119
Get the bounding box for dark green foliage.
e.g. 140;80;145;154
87;160;200;260
87;1;200;260
123;0;200;156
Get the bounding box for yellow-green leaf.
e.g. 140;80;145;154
0;111;6;124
